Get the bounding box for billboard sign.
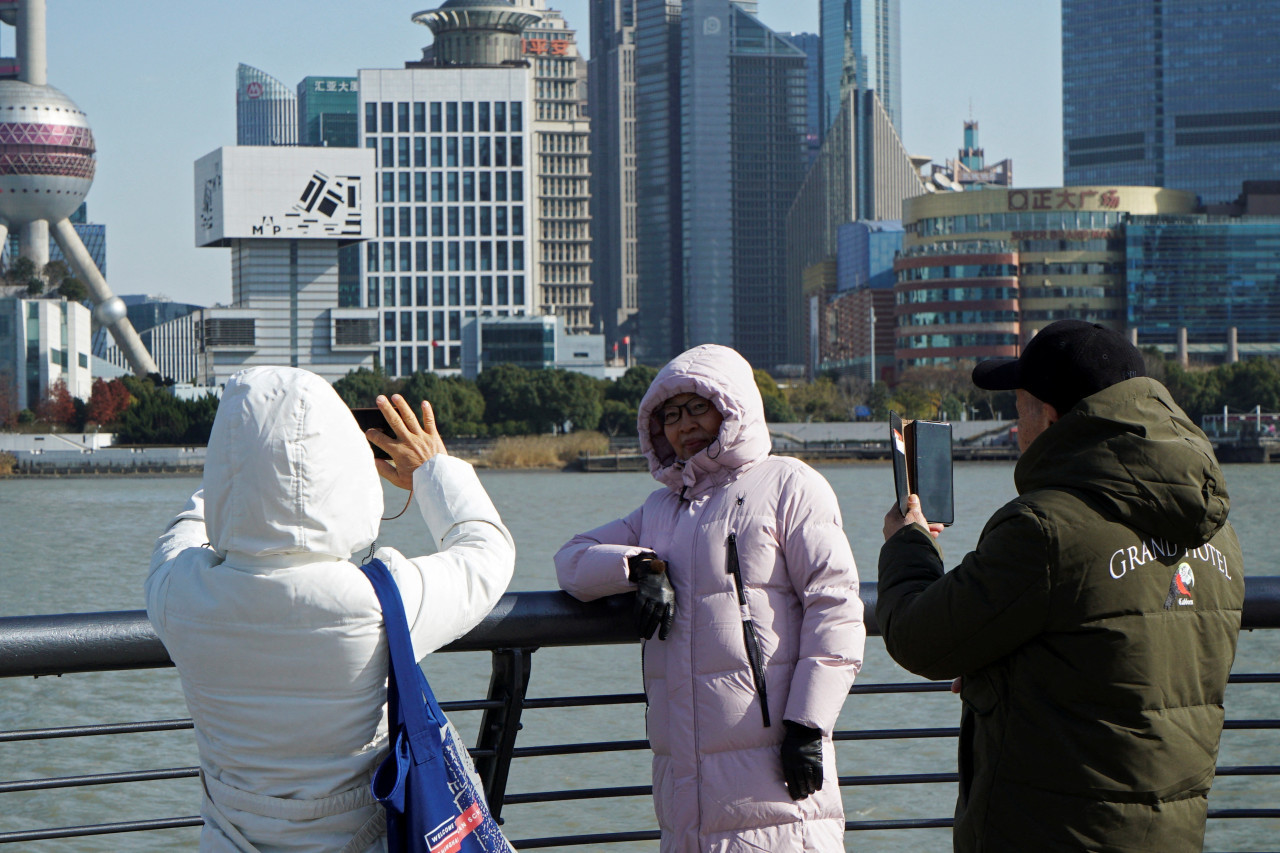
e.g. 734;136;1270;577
194;146;375;247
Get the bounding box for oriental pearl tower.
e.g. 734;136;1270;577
0;0;156;376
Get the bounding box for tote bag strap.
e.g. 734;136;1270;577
359;559;446;765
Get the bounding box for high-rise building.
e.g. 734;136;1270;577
297;76;359;148
1062;1;1280;205
193;146;379;386
236;63;298;146
787;85;924;372
588;0;638;351
358;0;541;378
513;1;593;334
819;0;900;137
634;0;809;371
787;32;823;163
1127;183;1280;361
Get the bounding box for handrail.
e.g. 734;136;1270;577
4;578;1280;847
5;577;1280;677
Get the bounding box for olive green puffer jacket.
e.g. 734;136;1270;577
877;377;1244;853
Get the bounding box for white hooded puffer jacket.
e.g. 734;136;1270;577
145;366;514;853
556;345;865;852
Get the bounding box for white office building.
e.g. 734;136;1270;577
359;66;536;378
0;292;92;412
193;145;379;387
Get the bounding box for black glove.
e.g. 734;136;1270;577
780;720;823;800
628;553;675;641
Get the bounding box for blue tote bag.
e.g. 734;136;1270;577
360;559;515;853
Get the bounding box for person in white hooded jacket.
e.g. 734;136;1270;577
145;366;515;853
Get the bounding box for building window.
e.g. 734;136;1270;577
446;102;458;133
365;102;377;134
414;102;426;133
335;317;378;346
430;102;442;133
202;318;255;347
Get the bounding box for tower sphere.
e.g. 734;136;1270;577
0;79;95;226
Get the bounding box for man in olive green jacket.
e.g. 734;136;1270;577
878;320;1244;852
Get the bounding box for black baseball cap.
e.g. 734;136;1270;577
972;320;1146;414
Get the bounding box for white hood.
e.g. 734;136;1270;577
203;366;383;561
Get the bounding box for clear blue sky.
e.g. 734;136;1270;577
39;0;1060;307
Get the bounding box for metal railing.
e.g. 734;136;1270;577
3;579;1280;847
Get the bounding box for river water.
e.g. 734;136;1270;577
2;462;1278;851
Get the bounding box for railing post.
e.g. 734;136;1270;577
474;647;535;822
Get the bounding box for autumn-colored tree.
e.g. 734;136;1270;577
35;378;76;426
85;377;134;426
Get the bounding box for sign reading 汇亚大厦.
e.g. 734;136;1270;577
193;146;376;247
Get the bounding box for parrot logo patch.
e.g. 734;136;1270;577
1163;562;1195;609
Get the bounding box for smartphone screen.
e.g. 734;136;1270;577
350;407;392;460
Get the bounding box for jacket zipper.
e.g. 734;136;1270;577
726;532;771;728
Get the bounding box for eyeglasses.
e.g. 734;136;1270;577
661;398;712;425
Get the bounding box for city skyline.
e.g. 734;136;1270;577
38;0;1060;308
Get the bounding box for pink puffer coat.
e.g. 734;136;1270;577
556;345;865;852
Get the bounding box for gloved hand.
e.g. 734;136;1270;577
780;720;823;800
628;552;675;641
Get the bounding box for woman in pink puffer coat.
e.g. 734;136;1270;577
556;344;865;852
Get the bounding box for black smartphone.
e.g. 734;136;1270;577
350;407;393;460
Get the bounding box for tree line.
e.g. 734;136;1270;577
5;353;1280;445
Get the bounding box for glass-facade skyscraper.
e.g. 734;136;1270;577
819;0;900;137
1062;1;1280;205
236;64;298;146
635;0;809;370
297;76;359;148
1126;215;1280;358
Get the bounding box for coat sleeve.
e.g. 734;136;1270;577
779;466;865;735
380;455;516;661
875;501;1052;680
554;503;650;602
145;489;218;639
